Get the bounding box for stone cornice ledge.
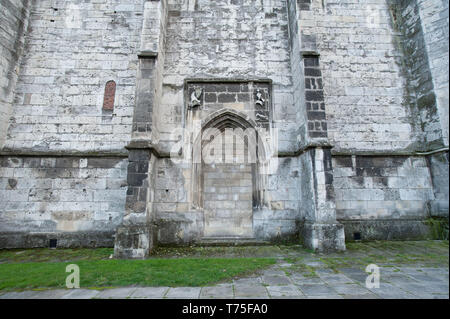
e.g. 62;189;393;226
0;148;128;157
137;50;158;58
126;140;169;158
331;147;449;157
4;145;446;159
278;140;333;157
300;50;320;57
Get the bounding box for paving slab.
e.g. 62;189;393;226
425;282;449;292
262;269;287;276
61;289;101;299
320;274;355;284
95;287;136;299
407;273;446;283
0;291;41;299
271;296;306;299
407;291;448;299
315;268;335;276
200;285;234;299
368;283;416;299
431;294;449;299
165;287;201;299
303;261;326;267
378;267;400;274
307;295;344;299
341;293;380;299
424;272;449;282
291;276;324;285
397;267;425;274
422;268;449;276
398;281;449;296
289;273;307;281
32;289;73;299
332;284;371;295
267;284;303;298
262;275;291;286
337;268;367;283
383;274;418;285
130;287;169;299
233;277;262;285
297;284;337;296
234;284;269;298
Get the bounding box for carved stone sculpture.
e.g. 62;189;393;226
188;88;203;109
255;89;265;107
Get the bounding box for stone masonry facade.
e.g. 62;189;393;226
0;0;448;257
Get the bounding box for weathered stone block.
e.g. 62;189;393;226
300;222;346;253
114;224;157;259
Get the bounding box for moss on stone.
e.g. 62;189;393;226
425;218;449;240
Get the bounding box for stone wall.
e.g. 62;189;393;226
427;151;449;217
415;0;449;218
153;158;202;245
0;0;145;248
2;0;145;155
157;0;295;154
393;0;444;150
0;155;128;248
255;156;302;241
418;0;449;147
333;155;435;240
296;0;449;240
287;0;307;149
296;0;417;153
203;162;253;237
0;0;31;148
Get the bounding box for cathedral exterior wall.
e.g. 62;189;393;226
0;0;448;250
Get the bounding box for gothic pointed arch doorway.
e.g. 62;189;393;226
191;109;267;238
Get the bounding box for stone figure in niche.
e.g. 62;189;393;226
188;88;203;109
256;112;268;121
255;89;265;107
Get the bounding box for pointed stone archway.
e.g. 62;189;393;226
191;109;268;239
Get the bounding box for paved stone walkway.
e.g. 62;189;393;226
1;263;448;299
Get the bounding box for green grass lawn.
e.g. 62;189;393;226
0;257;276;292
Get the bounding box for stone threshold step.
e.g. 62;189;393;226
196;237;270;246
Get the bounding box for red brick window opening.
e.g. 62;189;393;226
103;80;116;110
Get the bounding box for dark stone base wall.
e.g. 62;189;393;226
154;210;302;245
114;225;157;258
0;231;115;249
427;151;449;217
300;222;346;252
340;220;431;241
156;211;203;245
